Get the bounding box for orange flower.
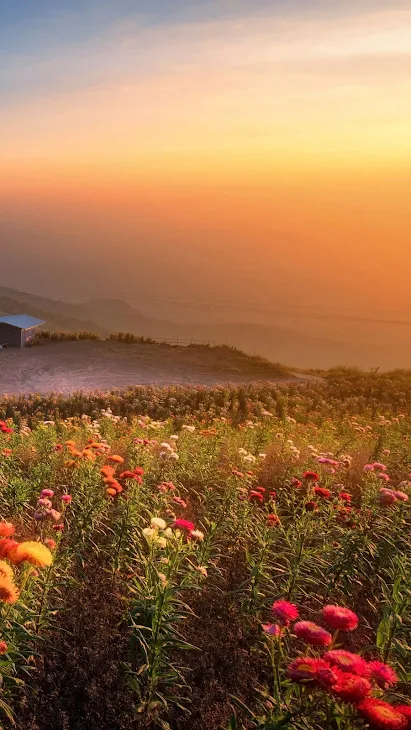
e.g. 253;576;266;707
0;523;15;538
101;465;116;478
0;561;14;580
0;641;8;654
106;488;117;497
82;449;96;462
64;459;76;468
107;455;124;464
8;541;53;568
2;449;12;457
0;576;19;604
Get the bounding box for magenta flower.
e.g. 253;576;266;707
271;599;299;626
322;605;359;631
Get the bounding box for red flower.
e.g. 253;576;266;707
287;656;327;683
133;467;145;476
256;486;266;494
61;494;72;504
305;501;319;511
332;671;371;703
291;478;303;489
395;707;411;729
272;600;299;626
0;539;18;558
324;650;367;675
294;621;332;646
322;605;359;631
339;492;352;502
303;471;319;482
249;490;264;504
314;486;331;499
315;664;340;688
0;641;8;655
53;524;65;532
119;471;137;480
357;699;407;730
173;519;195;533
366;660;399;688
267;514;280;527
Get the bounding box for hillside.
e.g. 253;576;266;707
0;286;410;369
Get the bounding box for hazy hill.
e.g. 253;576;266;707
0;286;409;370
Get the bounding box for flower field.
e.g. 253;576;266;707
0;373;409;730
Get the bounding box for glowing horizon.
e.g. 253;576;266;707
1;0;411;332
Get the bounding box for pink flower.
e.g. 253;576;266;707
322;605;359;631
62;494;72;504
261;623;281;637
294;621;332;647
173;519;195;533
393;491;409;502
271;600;299;626
367;661;399;689
378;473;391;483
172;496;187;508
324;650;368;675
41;489;54;498
379;489;397;506
372;462;388;471
332;671;371;703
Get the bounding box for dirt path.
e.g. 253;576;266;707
0;341;306;395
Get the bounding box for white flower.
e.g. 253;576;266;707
259;453;267;459
169;452;179;460
151;517;166;530
183;425;195;432
156;537;167;549
164;528;173;537
160;442;172;451
243;454;256;463
238;448;247;455
170;435;179;441
142;527;157;542
190;530;204;541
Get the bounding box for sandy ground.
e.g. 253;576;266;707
0;341;317;395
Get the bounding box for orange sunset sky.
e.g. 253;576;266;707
1;0;411;346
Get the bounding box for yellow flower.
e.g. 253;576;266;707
9;541;53;568
155;537;167;549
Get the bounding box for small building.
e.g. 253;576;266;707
0;315;46;348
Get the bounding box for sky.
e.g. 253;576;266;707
1;0;411;347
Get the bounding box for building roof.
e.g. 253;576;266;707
0;314;46;330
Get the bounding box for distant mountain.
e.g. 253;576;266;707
0;286;409;370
